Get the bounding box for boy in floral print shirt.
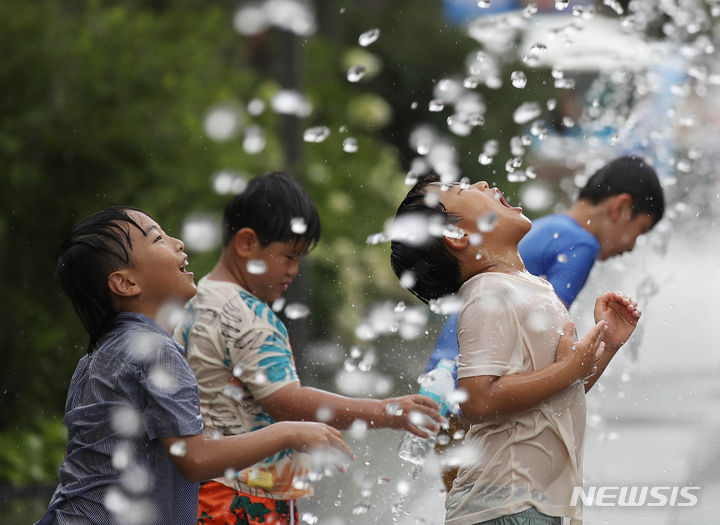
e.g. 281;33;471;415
176;172;442;524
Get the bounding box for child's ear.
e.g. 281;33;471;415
232;227;260;257
607;193;633;222
107;269;141;299
443;234;469;252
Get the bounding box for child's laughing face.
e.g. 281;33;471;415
124;210;197;305
431;180;531;244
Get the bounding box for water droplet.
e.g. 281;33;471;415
183;215;221;253
272;90;312;117
342;137;359;153
352;501;371;515
290;217;308;234
478;0;491;7
400;271;416;289
523;3;538;17
546;98;557;111
347;65;366;83
243;125;266;154
428;99;445;112
477;211;498;232
349;420;368;440
554;0;569;10
212;170;248;195
281;302;309;321
479;153;493;165
303;126;330;143
204;106;240;142
358;28;380;47
557;253;568;263
301;512;319;524
522;42;547;65
513;102;542;124
443;224;465;239
247;260;268;275
272;297;286;312
232;363;245;377
169;440;187;457
366;232;389;245
247;98;265;116
112;444;131;470
149;366;176;391
316;406;334;422
511;71;527;89
385;402;403;416
447;388;468;405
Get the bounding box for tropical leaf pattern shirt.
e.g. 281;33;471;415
175;277;310;500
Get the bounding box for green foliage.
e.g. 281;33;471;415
0;416;66;485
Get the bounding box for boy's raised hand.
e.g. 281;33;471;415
555;320;606;381
594;291;641;351
382;395;443;438
281;421;354;456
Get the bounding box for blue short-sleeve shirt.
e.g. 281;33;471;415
39;312;203;525
518;214;599;306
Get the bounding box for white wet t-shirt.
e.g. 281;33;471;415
445;272;585;525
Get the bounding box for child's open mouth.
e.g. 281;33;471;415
180;257;192;274
495;189;522;211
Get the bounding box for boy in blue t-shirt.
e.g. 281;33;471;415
37;207;351;525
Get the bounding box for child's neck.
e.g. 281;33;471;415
207;251;251;290
565;200;602;238
462;246;526;280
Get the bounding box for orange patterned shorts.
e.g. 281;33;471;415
197;480;299;525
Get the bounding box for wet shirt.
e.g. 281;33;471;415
175;277;310;500
445;272;586;525
40;312;203;525
518;214;599;306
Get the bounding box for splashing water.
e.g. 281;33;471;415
511;71;527;89
204;106;241;142
358;28;380;47
271;90;313;117
303;126;331;143
290;217;308;234
182;215;221;253
342;137;359;153
512;101;542;124
477;211;498;232
285;303;311;319
347;65;366;83
246;260;268;275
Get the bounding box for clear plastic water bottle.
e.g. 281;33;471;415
397;358;455;465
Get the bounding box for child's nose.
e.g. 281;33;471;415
173;236;185;251
472;181;490;190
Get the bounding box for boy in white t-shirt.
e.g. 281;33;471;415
390;175;642;525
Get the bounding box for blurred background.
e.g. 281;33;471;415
2;0;720;523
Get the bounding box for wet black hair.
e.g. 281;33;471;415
222;171;321;249
578;155;665;226
390;174;463;304
57;206;146;352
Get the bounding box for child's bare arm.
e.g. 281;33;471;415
257;385;443;438
583;291;642;391
458;320;606;423
161;421;353;483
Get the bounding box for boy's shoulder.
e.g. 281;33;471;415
193;277;288;339
525;213;599;247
